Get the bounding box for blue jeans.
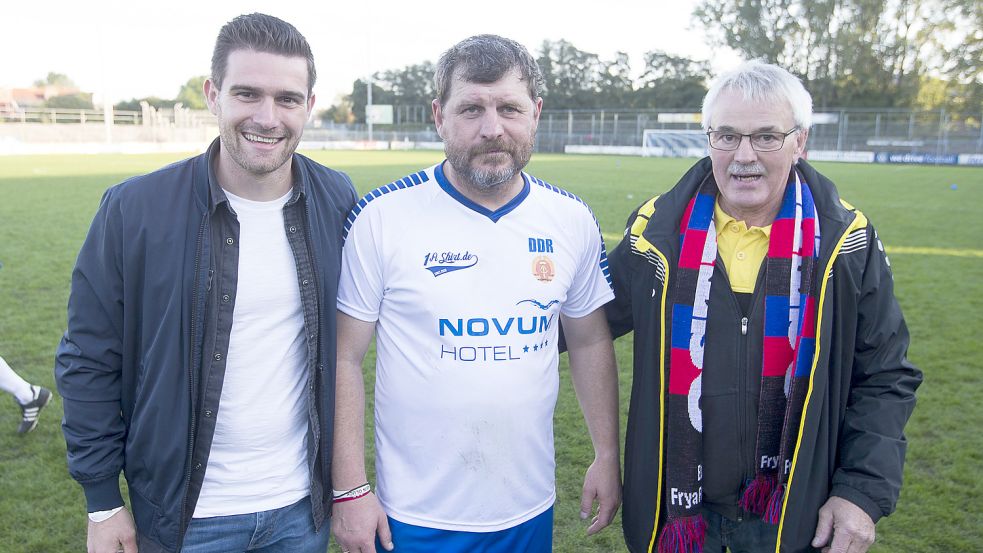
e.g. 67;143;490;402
703;509;779;553
181;497;329;553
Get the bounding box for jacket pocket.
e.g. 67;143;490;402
128;484;165;547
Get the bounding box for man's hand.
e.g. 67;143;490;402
87;508;137;553
562;309;621;536
811;496;876;553
331;493;393;553
579;455;622;535
332;314;387;552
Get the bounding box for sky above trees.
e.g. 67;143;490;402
10;0;978;119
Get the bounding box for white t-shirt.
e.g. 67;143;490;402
193;188;310;518
338;162;613;531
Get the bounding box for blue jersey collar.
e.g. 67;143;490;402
435;161;530;223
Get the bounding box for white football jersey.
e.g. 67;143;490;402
338;162;613;531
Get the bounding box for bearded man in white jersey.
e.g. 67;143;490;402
330;35;622;553
55;13;357;553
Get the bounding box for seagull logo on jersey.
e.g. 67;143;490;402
423;250;478;277
516;299;560;310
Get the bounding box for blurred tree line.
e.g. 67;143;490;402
332;0;980;124
31;73;209;112
113;76;208;111
337;42;712;124
33;72;94;110
34;0;980;126
695;0;981;118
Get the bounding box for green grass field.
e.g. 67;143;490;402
1;151;980;552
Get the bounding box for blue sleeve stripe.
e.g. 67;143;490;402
600;247;613;288
342;169;432;242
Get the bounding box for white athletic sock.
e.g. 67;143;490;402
0;355;35;404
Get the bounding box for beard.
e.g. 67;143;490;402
219;121;298;177
444;135;534;191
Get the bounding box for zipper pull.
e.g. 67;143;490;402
741;317;749;336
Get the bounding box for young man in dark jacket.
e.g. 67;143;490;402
55;13;356;553
607;61;921;553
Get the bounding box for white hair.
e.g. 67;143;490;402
701;60;813;131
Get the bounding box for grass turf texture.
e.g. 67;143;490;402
0;151;980;552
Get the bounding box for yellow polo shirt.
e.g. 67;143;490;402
714;202;770;293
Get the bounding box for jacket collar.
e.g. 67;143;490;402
793;159;857;259
640;157;857;264
638;157;712;261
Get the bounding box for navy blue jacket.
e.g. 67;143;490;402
55;144;356;552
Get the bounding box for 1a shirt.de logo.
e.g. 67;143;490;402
423;250;479;277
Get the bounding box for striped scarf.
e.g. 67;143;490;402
658;170;820;553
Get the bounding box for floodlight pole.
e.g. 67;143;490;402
367;76;373;142
103;96;113;144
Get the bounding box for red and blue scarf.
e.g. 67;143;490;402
658;170;820;553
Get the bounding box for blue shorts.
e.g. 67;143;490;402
380;506;553;553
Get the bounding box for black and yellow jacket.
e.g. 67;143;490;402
606;157;922;553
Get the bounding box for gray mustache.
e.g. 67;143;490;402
728;163;766;176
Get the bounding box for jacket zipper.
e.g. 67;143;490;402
179;212;208;544
718;259;754;521
739;259;767;522
737;306;750;523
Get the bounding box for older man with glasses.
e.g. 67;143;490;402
605;61;921;553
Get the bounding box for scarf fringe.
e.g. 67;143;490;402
764;483;786;524
657;515;707;553
739;474;776;516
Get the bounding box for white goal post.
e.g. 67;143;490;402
641;129;708;158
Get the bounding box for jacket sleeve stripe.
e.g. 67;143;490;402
838;229;868;254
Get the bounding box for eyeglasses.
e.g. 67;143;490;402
706;127;799;152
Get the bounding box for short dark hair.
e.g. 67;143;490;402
434;34;545;105
211;13;316;94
